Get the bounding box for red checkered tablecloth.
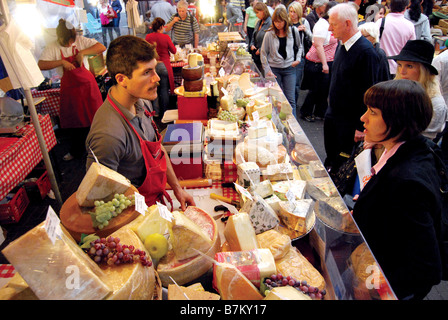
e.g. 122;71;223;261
0;114;57;200
31;88;60;118
0;264;15;278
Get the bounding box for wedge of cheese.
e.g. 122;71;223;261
278;199;314;234
224;212;259;251
213;262;264;300
168;284;221;300
264;286;312;300
240;194;280;234
127;205;170;242
2;222;112;300
100;227;156;300
170;210;213;261
76;162;131;207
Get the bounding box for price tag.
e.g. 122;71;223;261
252;111;260;122
234;182;253;201
221;87;228;96
134;192;148;215
285;189;295;203
219;67;225;77
157;202;173;222
44;206;62;245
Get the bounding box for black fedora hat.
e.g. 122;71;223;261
388;40;438;75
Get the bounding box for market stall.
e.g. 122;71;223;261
0;34;398;300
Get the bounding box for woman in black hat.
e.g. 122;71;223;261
389;39;448;140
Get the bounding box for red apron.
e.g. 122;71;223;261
59;46;102;128
107;95;173;209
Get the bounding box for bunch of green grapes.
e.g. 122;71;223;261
90;194;135;229
218;110;238;122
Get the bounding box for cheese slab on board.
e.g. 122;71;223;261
76;162;131;207
276;247;326;291
127;204;170;242
157;206;220;286
99;227;157;300
2;222;112;300
224;212;259;251
170;210;213;260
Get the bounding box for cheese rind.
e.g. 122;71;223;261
170;211;213;260
76;162;131;207
224;212;259;251
278;199;314;234
256;229;291;260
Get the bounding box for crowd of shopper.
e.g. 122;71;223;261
35;0;448;300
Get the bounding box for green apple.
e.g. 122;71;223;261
144;233;169;260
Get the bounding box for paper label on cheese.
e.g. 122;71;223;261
234;182;253;200
135;192;148;215
157;201;173;222
44;206;62;244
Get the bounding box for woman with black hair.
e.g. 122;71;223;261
404;0;431;42
353;79;445;300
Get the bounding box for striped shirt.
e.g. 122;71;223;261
167;13;200;46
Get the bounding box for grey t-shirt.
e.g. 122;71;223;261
86;92;157;187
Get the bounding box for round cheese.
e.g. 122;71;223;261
292;143;320;164
184;78;204;92
157;206;220;286
181;66;203;81
60;186;140;242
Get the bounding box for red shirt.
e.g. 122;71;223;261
145;32;176;63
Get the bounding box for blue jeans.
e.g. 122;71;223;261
295;58;306;106
271;66;297;117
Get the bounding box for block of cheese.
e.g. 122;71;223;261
224;212;259;251
264;286;312;300
252;103;272;119
240;194;280;234
2;222;112;300
278;199;314;234
240;143;277;168
309;160;327;178
273;180;306;201
237;162;260;188
238;72;255;93
213;262;264;300
0;273;38;300
315;197;359;234
168;284;221;300
187;53;203;68
248;122;268;139
264;194;282;213
99;227;157;300
170;210;213;260
256;229;291;260
214;249;276;290
127;204;170;242
76;162;131;207
275;247;326;291
292;143;320;164
157;206;220;286
298;164;313;181
264;163;294;181
220;94;234;111
306;177;339;201
252;179;274;199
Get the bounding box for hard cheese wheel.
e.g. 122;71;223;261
98;227;157;300
184;78;204;92
157;206;220;286
182;66;203;81
60;186;140;242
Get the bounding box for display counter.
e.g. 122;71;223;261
0;38;396;301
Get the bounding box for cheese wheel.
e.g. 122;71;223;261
181;66;203;81
99;227;157;300
184;78;204;92
157;206;220;286
292;143;320;164
60;186;140;242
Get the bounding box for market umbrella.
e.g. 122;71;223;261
0;8;62;206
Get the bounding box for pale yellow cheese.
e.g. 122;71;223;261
127;205;170;242
256;229;291;260
224;212;259;251
170;211;213;260
238;72;255;93
278;199;314;234
1;222;112;300
76;162;131;207
264;286;312;300
220;94;234;111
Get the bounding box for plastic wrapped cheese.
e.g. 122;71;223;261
2;222;112;300
240;194;280;234
256;229;291;260
99;227;157;300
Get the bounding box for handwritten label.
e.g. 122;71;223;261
44;206;62;244
157;202;173;222
134;192;148;215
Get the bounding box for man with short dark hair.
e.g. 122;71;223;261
86;36;195;210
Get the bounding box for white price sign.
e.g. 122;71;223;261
157;202;173;222
44;206;62;244
234;182;253;201
134;192;148;215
